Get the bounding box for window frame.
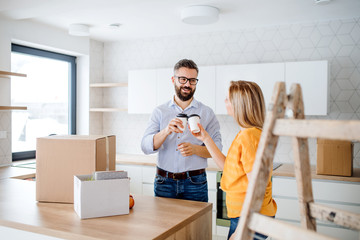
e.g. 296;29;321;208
11;44;77;160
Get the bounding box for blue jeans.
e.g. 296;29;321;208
228;216;275;240
154;171;208;202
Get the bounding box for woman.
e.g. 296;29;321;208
191;80;277;240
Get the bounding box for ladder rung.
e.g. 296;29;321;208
309;202;360;231
248;213;337;240
273;119;360;141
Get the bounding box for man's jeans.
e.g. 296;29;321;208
154;172;208;202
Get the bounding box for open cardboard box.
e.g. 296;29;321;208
36;135;116;203
74;174;129;219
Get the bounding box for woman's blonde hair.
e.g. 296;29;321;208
229;80;266;129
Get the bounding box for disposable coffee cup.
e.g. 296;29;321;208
176;113;188;132
188;114;201;133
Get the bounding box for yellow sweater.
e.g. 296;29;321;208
220;127;277;218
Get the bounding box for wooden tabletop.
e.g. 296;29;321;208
0;166;212;240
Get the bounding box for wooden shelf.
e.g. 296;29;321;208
0;106;27;110
90;108;127;112
90;82;128;88
0;71;27;78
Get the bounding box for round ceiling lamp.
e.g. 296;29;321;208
314;0;331;4
181;5;219;25
69;24;90;36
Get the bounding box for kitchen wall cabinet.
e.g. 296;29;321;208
129;66;216;114
128;69;157;114
129;61;328;116
156;68;174;107
89;82;128;112
273;176;360;240
215;63;284;114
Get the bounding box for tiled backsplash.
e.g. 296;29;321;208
90;18;360;168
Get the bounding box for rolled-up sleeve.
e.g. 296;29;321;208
141;108;161;154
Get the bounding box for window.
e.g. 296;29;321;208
11;44;76;160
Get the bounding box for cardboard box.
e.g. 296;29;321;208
316;139;353;177
74;174;129;219
36;135;116;203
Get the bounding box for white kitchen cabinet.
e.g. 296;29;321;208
215;63;285;114
141;165;156;196
129;66;216;113
273;176;360;240
285;60;328;115
215;61;328;115
207;170;218;235
117;162;221;236
196;66;216;111
116;164;143;195
156;68;174;106
128;69;157;114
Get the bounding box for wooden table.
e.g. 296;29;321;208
0;166;212;240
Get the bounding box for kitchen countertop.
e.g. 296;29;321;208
116;154;360;183
273;163;360;183
116;153;221;171
0;165;212;240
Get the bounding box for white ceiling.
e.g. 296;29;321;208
0;0;360;42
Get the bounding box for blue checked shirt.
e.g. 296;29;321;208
141;98;222;173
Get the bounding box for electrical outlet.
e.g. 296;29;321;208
0;131;7;139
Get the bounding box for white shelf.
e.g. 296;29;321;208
89;108;127;112
0;71;27;78
90;82;128;88
0;71;27;110
0;106;27;110
90;82;128;113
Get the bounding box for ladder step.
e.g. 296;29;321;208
248;213;337;240
309;202;360;231
273;119;360;141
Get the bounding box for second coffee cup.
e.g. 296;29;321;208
176;113;188;132
188;114;201;133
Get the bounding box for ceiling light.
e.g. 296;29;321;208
69;24;90;36
108;23;121;29
314;0;331;5
181;5;219;25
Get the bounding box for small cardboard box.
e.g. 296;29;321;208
316;139;353;177
74;174;129;219
36;135;116;203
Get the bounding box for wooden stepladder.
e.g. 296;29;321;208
231;82;360;240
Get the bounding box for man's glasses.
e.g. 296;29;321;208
175;76;199;85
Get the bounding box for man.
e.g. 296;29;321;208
141;59;222;202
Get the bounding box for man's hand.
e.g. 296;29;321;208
177;142;196;156
154;118;184;150
164;118;185;135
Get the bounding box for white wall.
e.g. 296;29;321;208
0;18;90;166
96;17;360;168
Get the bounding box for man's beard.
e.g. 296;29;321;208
175;84;196;101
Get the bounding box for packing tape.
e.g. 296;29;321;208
105;136;109;171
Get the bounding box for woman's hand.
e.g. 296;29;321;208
190;123;210;143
